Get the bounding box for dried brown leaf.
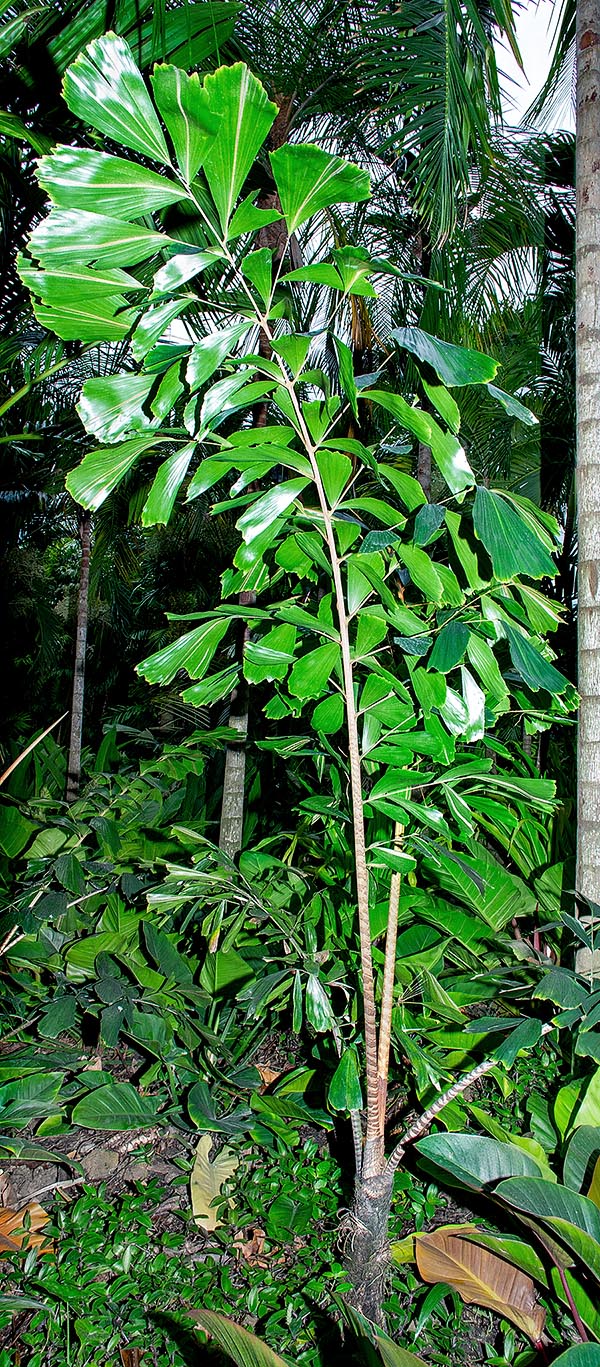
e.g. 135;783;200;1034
415;1224;546;1343
0;1203;52;1256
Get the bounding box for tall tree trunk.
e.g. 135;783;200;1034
218;95;293;859
576;0;600;901
66;509;91;803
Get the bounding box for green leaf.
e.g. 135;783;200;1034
305;975;334;1031
551;1350;600;1367
493;1018;543;1067
186;322;252;392
428;622;469;673
564;1128;600;1194
271;334;311;377
203;64;277;230
237;479;309;544
142;444;195;526
288;643;340;700
72;1081;160;1130
131;298;191;362
62;34;169;164
244;624;296;684
152;249;223;295
241;248;273;305
200;949;254;995
392;327;498;386
77;374;156;443
473;487;556;581
228;191;282;240
189;1309;292;1366
143;922;193;984
413;503;446;546
29;209;176;268
312;694;345;734
366;391;474;495
503;622;568;695
397;544;443;601
328;1048;363;1112
416;1134;543;1191
137;619;231;684
532;969;589;1009
333;335;358;420
66;436;162;509
317;448;352;506
343;1306;428;1366
488;385;538;427
150;64;220;183
497;1177;600;1244
270;143;370;234
36;147;186;219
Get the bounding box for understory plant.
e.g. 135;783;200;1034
19;32;577;1336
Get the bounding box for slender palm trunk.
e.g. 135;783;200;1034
576;0;600;901
66;510;91;803
218;96;292;858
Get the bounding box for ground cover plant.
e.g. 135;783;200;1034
1;19;598;1367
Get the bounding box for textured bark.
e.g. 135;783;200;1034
66;510;91;803
576;0;600;901
219;708;249;859
344;1171;394;1325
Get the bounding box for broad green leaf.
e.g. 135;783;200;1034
241;248;273;305
72;1080;160;1130
62;34;169;164
422;379;460;433
551;1349;600;1367
137;618;230;685
494;1018;542;1067
413;502;446;546
36;147;187;219
152;249;223;295
333;335;358;419
343;1307;428;1367
288;643;340;699
446;509;487;590
228;191;282;240
189;1308;292;1366
328;1047;363;1111
503;622;568;695
187;322;252;392
497;1177;600;1245
312;694;345;734
203;64;277;229
270;143;370;233
392;327;498;386
29;209;175;267
183;666;239;706
142;444;195;525
237;479;309;544
190;1134;238;1232
143;922;193;983
316;448;351;506
244;624;296;684
332;245;376;296
271;334;311;377
532;969;589;1009
77;373;156;443
428;621;469;673
282;263;344;289
397;544;443;601
151;64;220;182
416;1134;543;1190
378;464;426;511
32;294;137;344
459;665;485;742
563;1128;600;1194
366;391;474;494
305;975;334;1031
466;633;509;708
131;298;191;362
18;258;142;302
473;487;556;581
66;436;162;509
488;384;538;427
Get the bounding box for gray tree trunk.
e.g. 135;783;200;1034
66;510;91;803
576;0;600;902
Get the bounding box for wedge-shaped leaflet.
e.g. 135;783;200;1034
152;250;223;295
29;210;175;268
137;618;231;685
203;64;277;229
237;479;309;545
62;33;169;163
392;327;498;387
271;143;370;233
189;1308;291;1365
244;624;296;684
151;65;220;183
190;1135;238;1232
66;436;164;509
187;322;252;392
142;444;195;526
288;642;340;699
366;390;474;494
36;147;187;219
17;258;142;302
328;1047;363;1111
77;374;156;443
473;487;556;581
131;298;191;361
503;621;568;695
416;1226;545;1342
33;295;137;344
